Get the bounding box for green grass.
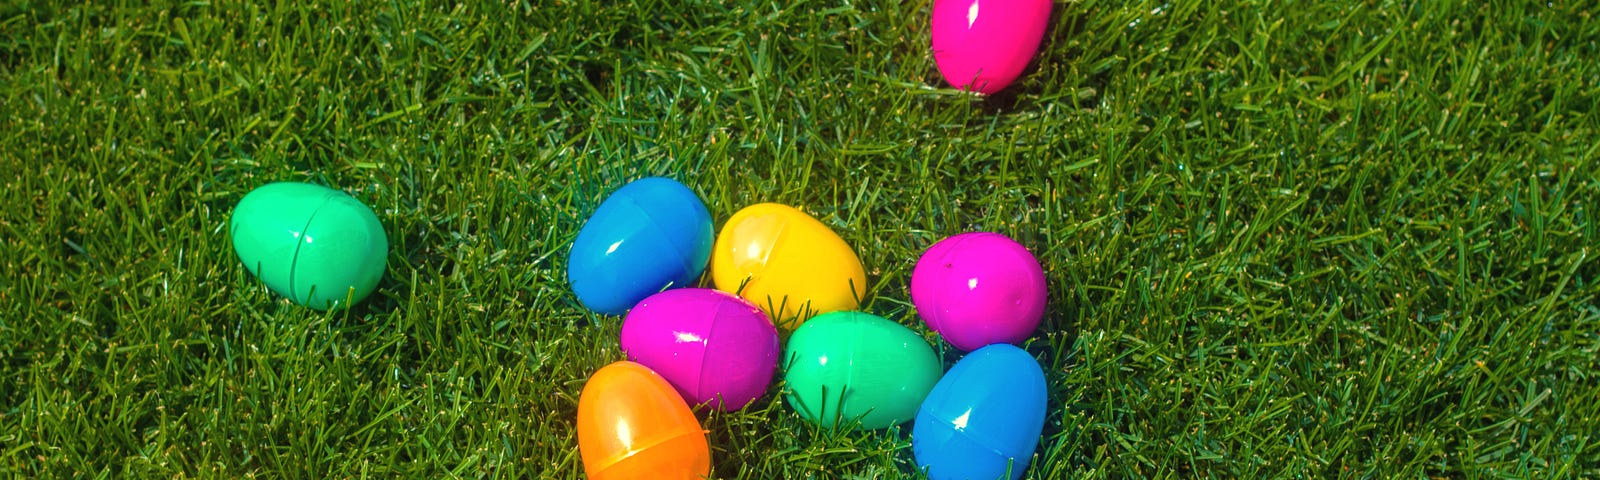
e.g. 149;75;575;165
3;0;1598;477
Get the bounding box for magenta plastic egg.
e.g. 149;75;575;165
620;288;781;411
911;232;1047;351
930;0;1053;94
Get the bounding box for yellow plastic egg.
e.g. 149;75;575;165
711;203;867;328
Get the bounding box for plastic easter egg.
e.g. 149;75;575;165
620;288;780;411
783;311;941;429
568;177;714;315
229;182;387;310
577;361;712;480
913;344;1047;480
931;0;1053;94
911;232;1047;351
711;203;867;328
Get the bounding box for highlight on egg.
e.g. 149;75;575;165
912;344;1048;480
620;288;781;411
711;203;867;328
782;311;942;430
577;361;712;480
568;177;714;316
229;182;388;311
930;0;1053;94
911;232;1047;351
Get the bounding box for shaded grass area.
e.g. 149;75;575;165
2;0;1598;477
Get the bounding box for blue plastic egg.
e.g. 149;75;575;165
912;344;1047;480
568;177;714;315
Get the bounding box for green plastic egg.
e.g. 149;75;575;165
229;182;387;310
783;311;942;429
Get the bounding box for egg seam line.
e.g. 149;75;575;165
922;407;1018;462
287;192;340;306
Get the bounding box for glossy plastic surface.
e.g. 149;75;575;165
930;0;1053;94
577;361;712;480
569;177;714;315
711;203;866;328
783;311;941;430
911;232;1047;351
913;344;1047;480
621;288;781;411
230;182;387;310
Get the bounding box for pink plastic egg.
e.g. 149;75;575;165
930;0;1052;94
620;288;781;411
911;232;1047;351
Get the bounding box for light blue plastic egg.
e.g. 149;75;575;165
912;344;1048;480
567;177;714;315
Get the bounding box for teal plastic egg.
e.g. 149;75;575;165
230;182;388;310
783;311;942;430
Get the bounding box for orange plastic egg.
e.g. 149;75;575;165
577;361;711;480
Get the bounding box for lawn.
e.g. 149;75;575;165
3;0;1598;477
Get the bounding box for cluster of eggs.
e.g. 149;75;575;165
567;177;1053;480
227;178;1055;480
225;5;1058;474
